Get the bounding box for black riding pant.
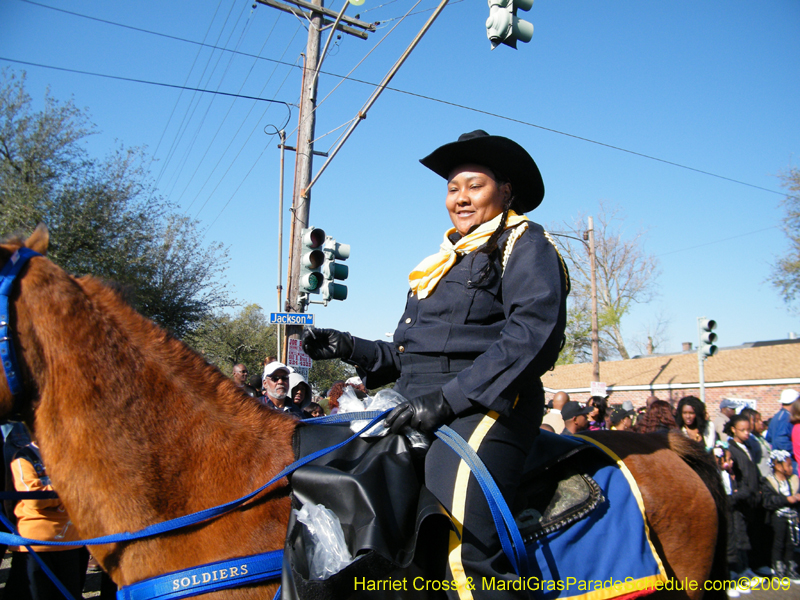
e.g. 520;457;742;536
423;403;538;600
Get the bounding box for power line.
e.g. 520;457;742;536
189;37;303;219
4;1;789;198
150;0;225;170
179;14;290;213
655;226;780;257
0;57;294;108
158;0;247;195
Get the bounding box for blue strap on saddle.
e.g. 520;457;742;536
435;424;529;579
307;414;529;576
0;247;41;397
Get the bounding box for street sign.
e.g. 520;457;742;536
270;312;314;325
287;338;313;380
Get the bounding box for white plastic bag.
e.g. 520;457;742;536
294;502;353;580
336;385;367;415
338;388;430;451
347;388;399;437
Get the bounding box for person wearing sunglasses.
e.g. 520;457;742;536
260;362;302;418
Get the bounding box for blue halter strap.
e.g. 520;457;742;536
0;247;41;397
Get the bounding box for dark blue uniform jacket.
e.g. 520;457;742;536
349;222;568;420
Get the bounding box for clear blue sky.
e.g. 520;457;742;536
2;0;799;362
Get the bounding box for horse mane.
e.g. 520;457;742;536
75;274;247;414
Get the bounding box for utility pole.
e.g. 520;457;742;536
284;0;322;364
259;0;375;361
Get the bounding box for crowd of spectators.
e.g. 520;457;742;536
3;356;798;597
230;356;367;421
542;388;800;595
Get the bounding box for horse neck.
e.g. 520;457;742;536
17;262;297;536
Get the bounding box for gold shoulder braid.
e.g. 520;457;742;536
501;222;528;274
501;227;571;295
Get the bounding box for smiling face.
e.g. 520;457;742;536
445;165;510;236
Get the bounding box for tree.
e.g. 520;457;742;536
0;70;232;337
187;304;354;393
187;304;277;378
550;202;661;361
771;167;800;311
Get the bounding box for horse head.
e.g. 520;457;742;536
0;224;299;592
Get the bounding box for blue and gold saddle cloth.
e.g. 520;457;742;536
517;434;668;600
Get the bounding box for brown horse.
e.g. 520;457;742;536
0;226;726;599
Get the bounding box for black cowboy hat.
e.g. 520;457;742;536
419;130;545;213
561;401;593;421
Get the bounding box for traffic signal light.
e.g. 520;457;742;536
698;318;718;359
321;237;350;303
298;227;326;306
486;0;534;50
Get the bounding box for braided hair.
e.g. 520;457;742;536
470;171;515;288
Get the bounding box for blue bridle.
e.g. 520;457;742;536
0;247;41;397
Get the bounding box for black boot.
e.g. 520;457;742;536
786;560;800;582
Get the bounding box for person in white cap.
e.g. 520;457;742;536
765;389;800;474
260;362;302;418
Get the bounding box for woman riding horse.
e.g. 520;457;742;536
303;130;569;599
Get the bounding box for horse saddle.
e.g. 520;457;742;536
282;426;605;600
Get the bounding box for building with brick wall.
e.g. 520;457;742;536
543;339;800;422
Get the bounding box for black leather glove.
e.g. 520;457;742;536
385;390;455;434
301;328;354;360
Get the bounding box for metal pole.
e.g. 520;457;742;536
276;129;286;362
697;317;706;403
302;0;451;198
588;216;599;382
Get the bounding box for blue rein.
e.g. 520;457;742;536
0;249;529;598
0;412;530;600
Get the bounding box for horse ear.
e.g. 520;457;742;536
25;223;49;255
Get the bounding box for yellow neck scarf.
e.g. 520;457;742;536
408;211;529;299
